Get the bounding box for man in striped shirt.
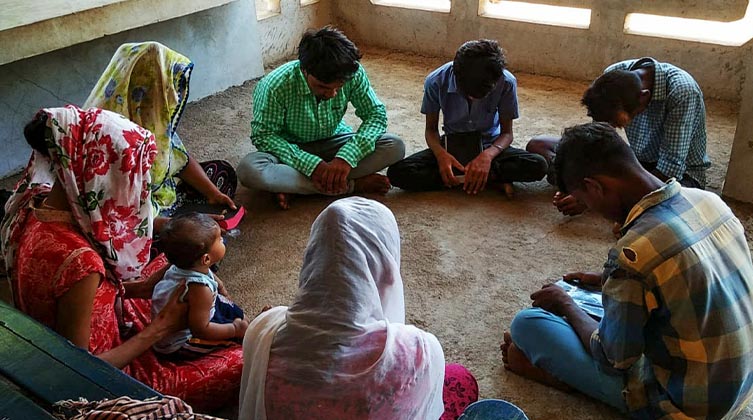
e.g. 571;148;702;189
528;58;710;216
503;122;753;419
237;26;404;209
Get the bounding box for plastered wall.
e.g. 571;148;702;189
258;0;333;65
0;0;264;178
332;0;753;102
723;53;753;202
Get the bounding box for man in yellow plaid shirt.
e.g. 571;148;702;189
237;26;404;209
502;122;753;419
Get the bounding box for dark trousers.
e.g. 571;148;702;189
640;161;703;189
387;147;547;192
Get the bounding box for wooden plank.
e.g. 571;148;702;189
0;378;57;419
0;301;159;404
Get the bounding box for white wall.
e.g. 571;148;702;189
258;0;333;65
723;52;753;202
332;0;753;102
0;0;264;178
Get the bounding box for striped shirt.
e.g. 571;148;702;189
591;180;753;419
250;60;387;177
605;58;710;187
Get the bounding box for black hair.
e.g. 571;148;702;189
23;111;50;157
581;70;643;122
298;26;362;83
453;39;507;99
554;122;640;194
160;212;220;269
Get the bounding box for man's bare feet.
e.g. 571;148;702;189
276;193;292;210
502;183;515;199
353;174;391;195
501;331;572;392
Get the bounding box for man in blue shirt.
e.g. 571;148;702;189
528;58;710;216
387;40;547;195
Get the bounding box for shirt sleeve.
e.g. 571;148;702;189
335;66;388;167
655;88;704;180
498;73;520;121
250;78;323;177
590;268;650;372
420;74;441;115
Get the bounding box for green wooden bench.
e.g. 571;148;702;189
0;300;160;419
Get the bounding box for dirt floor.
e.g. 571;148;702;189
3;48;750;419
175;48;753;419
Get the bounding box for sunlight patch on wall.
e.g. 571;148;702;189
255;0;281;19
479;0;591;29
369;0;451;14
624;1;753;46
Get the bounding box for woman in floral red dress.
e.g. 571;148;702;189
1;106;243;412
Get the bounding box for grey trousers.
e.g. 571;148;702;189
237;133;405;195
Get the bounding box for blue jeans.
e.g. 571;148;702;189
510;308;628;412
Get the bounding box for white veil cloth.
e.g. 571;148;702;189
239;197;445;420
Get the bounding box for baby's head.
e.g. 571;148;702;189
160;213;225;271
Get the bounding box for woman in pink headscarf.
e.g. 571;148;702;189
1;106;243;412
240;197;478;419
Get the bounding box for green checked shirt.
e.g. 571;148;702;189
250;60;388;177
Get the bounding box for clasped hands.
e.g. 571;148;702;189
552;191;587;216
311;158;352;195
437;149;493;195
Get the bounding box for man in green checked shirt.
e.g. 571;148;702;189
237;26;405;209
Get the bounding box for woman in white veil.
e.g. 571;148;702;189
239;197;478;419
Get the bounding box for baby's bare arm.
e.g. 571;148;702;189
185;284;237;340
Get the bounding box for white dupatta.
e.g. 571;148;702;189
239;197;445;420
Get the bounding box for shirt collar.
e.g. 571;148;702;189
448;66;459;94
447;66;505;98
630;57;667;101
293;61;312;96
621;179;680;232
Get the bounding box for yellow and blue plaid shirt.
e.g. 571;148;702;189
605;58;711;187
591;180;753;419
250;60;387;176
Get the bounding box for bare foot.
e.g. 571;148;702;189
353;174;391;195
501;331;572;392
502;183;515;199
275;193;291;210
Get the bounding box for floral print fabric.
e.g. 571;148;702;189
441;363;479;420
12;215;243;413
84;42;193;215
2;106;156;291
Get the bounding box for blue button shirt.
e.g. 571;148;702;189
605;58;710;187
421;62;519;139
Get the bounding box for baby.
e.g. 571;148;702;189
152;212;249;356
